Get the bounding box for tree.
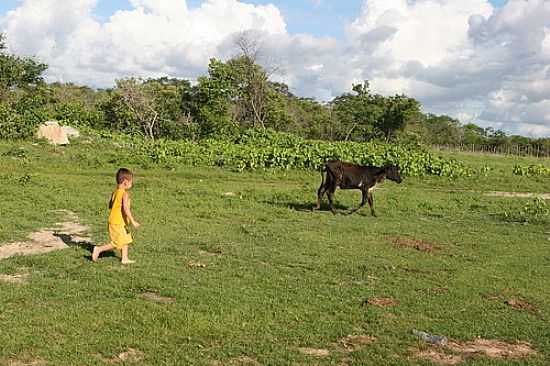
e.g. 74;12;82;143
373;94;421;141
115;78;159;139
331;81;382;141
230;31;273;129
0;34;47;101
420;114;463;145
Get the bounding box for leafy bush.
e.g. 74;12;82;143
0;103;42;139
502;198;550;224
113;129;472;177
513;164;550;176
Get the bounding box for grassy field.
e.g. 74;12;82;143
1;138;549;365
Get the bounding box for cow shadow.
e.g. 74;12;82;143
266;199;349;213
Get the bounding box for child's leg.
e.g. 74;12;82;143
120;245;135;264
92;243;114;262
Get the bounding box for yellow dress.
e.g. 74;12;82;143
108;188;133;249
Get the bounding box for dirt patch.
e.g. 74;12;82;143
415;339;537;365
363;297;398;308
100;348;144;364
485;191;550;199
298;347;330;358
506;298;537;313
5;361;46;366
0;211;91;261
337;335;376;352
415;350;463;365
388;236;441;253
140;291;175;304
449;339;537;359
229;356;262;365
0;272;29;284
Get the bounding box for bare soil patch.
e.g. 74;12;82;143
415;339;537;365
485;191;550;199
388;236;441;253
449;339;537;359
140;291;175;304
100;348;144;364
506;298;537;313
298;347;330;358
210;357;262;366
0;211;91;261
337;335;376;352
415;350;462;365
5;361;46;366
363;297;398;308
229;356;262;365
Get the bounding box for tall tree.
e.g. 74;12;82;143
373;94;421;141
115;78;159;139
331;81;382;141
0;34;47;101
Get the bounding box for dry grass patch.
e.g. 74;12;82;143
0;272;29;284
447;339;537;359
415;349;463;365
485;191;550;199
337;335;376;352
5;361;46;366
388;236;441;253
506;298;537;313
415;339;537;365
297;348;330;358
140;291;175;304
364;297;398;308
100;348;144;364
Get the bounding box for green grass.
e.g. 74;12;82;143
1;139;550;365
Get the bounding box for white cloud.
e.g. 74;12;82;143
1;0;286;85
2;0;550;136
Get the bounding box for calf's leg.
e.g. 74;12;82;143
316;181;327;210
367;190;376;217
327;187;337;215
348;189;369;215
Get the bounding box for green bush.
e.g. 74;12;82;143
513;164;550;176
0;103;40;139
112;129;472;177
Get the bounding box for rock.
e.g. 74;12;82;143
36;121;69;145
62;125;80;138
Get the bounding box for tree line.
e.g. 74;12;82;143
1;32;549;153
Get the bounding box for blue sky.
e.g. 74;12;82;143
0;0;508;38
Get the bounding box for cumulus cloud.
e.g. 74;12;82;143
1;0;550;136
1;0;286;85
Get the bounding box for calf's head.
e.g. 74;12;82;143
385;165;402;183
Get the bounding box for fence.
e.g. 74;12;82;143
432;144;550;158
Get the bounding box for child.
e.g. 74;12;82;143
92;168;141;264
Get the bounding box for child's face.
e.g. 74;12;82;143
122;177;133;189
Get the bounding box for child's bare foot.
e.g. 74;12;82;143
92;247;100;262
121;259;136;265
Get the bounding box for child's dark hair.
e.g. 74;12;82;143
116;168;133;184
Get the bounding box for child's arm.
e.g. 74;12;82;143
122;192;141;228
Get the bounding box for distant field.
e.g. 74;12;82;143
1;139;549;365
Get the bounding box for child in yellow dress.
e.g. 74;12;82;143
92;168;141;264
